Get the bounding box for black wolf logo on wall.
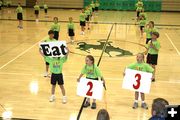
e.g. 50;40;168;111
76;40;133;57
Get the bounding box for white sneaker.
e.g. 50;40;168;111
36;19;39;22
44;72;48;77
71;40;74;43
49;95;55;102
82;32;85;35
62;96;67;104
80;31;83;35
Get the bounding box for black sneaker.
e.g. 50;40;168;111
83;101;90;108
91;102;96;109
152;79;155;82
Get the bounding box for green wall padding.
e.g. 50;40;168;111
84;0;161;12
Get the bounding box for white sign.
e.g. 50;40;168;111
39;41;67;57
77;78;104;100
122;68;152;94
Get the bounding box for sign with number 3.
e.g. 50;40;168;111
77;78;104;100
122;68;152;94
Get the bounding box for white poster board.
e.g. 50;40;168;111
39;41;67;57
77;78;104;100
122;68;152;94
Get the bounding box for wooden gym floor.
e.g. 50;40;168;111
0;8;180;120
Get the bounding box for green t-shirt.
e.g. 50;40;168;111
67;22;75;30
34;5;40;11
7;1;11;5
139;19;146;26
136;6;143;11
16;6;23;13
46;56;67;74
43;38;56;62
90;3;95;8
145;28;158;39
89;7;93;14
147;40;161;54
0;1;2;6
139;12;147;20
95;2;100;7
81;64;102;79
51;23;60;32
44;4;48;9
85;9;91;16
128;62;154;73
79;13;86;22
135;1;143;8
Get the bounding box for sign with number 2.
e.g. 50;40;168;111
77;78;104;100
122;68;152;94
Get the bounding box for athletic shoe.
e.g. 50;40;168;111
91;102;96;109
132;102;138;109
141;103;148;109
80;31;83;35
152;79;155;82
49;95;55;102
83;101;90;108
82;32;85;35
44;72;48;77
62;96;67;104
71;40;74;43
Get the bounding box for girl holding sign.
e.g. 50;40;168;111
45;47;69;103
125;53;154;109
77;55;105;109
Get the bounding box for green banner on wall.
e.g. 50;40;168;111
84;0;162;12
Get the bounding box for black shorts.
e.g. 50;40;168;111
44;9;47;13
51;73;64;85
86;15;90;21
17;13;23;20
86;77;98;80
146;54;158;65
137;11;140;17
45;62;49;65
35;10;39;15
68;29;75;36
95;7;98;11
53;31;59;40
92;8;95;12
140;26;144;31
80;21;86;26
146;38;151;44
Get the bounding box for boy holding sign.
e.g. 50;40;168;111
125;53;154;109
77;55;105;109
45;48;69;103
39;30;56;77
